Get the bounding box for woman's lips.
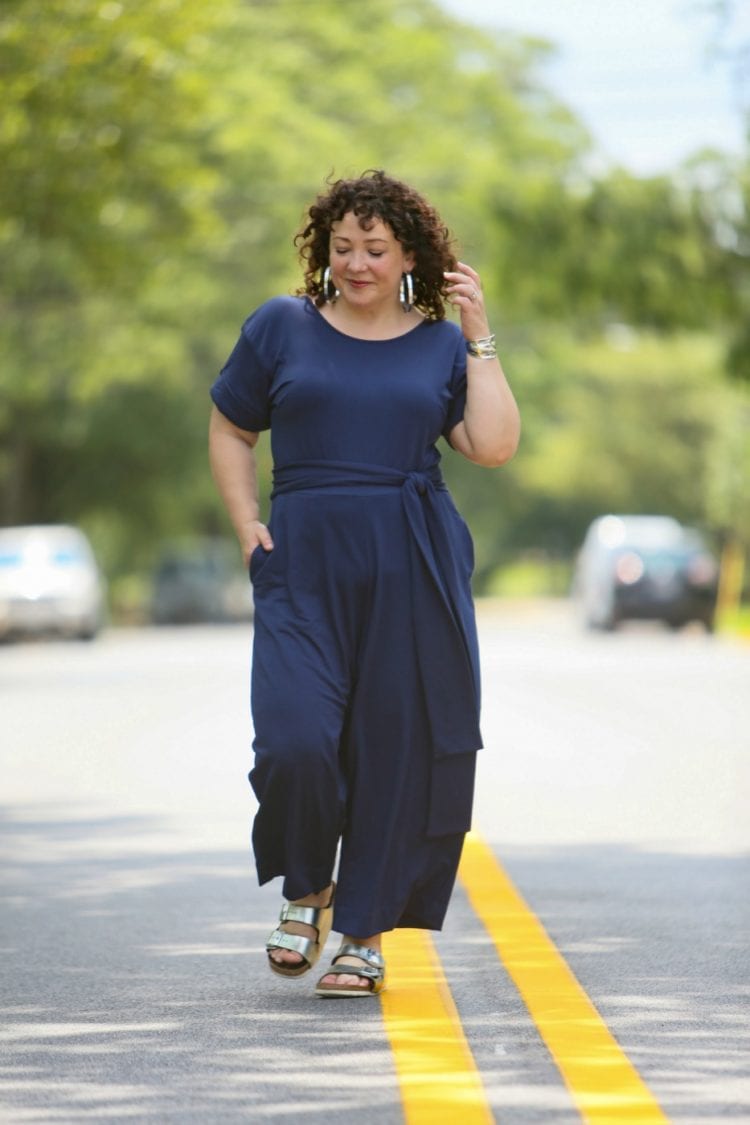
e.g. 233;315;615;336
347;279;370;288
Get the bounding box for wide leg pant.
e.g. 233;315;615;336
248;487;478;937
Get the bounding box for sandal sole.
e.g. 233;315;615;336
268;956;317;978
315;986;384;998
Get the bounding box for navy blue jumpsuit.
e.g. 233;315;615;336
211;296;482;937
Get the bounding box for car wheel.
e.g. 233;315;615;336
76;620;101;641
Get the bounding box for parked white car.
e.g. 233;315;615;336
0;524;106;641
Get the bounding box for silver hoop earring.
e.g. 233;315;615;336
399;272;414;313
322;265;340;303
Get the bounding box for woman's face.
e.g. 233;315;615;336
328;211;415;312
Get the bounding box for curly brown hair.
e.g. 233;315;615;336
294;170;457;321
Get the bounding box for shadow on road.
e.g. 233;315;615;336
442;844;750;1122
0;805;400;1124
1;805;748;1123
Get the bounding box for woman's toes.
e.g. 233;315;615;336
321;972;365;987
271;950;304;966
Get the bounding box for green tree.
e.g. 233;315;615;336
0;0;231;551
1;0;586;573
1;0;746;600
442;330;738;586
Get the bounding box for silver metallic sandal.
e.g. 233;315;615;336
315;943;386;998
266;883;335;978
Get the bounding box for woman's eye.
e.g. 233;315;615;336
369;251;384;258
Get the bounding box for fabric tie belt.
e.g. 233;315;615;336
271;460;482;761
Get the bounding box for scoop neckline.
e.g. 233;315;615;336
304;295;429;343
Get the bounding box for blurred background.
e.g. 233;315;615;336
1;0;748;637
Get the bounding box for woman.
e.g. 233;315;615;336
209;170;520;998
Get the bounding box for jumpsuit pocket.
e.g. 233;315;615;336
249;543;277;586
445;503;475;578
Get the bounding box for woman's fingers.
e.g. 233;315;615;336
254;521;275;551
444;263;491;337
243;520;274;565
444;263;483;305
456;261;481;282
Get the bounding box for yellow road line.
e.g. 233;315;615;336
381;927;494;1124
459;833;669;1123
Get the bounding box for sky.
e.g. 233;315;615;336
439;0;748;175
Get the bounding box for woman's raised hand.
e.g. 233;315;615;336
443;262;490;341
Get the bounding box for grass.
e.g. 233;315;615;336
485;557;573;599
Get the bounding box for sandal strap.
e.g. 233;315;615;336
266;929;317;962
333;943;385;970
279;902;323;932
326;962;382;984
319;944;387;991
277;885;335;936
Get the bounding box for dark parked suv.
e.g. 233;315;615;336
150;540;253;625
574;515;718;631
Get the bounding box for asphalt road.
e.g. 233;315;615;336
1;602;748;1123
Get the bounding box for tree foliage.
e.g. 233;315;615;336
1;0;748;596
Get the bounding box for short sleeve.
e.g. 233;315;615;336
210;301;282;432
442;332;468;443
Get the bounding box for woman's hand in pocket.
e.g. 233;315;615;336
242;520;274;568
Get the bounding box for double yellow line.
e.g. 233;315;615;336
382;833;668;1124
